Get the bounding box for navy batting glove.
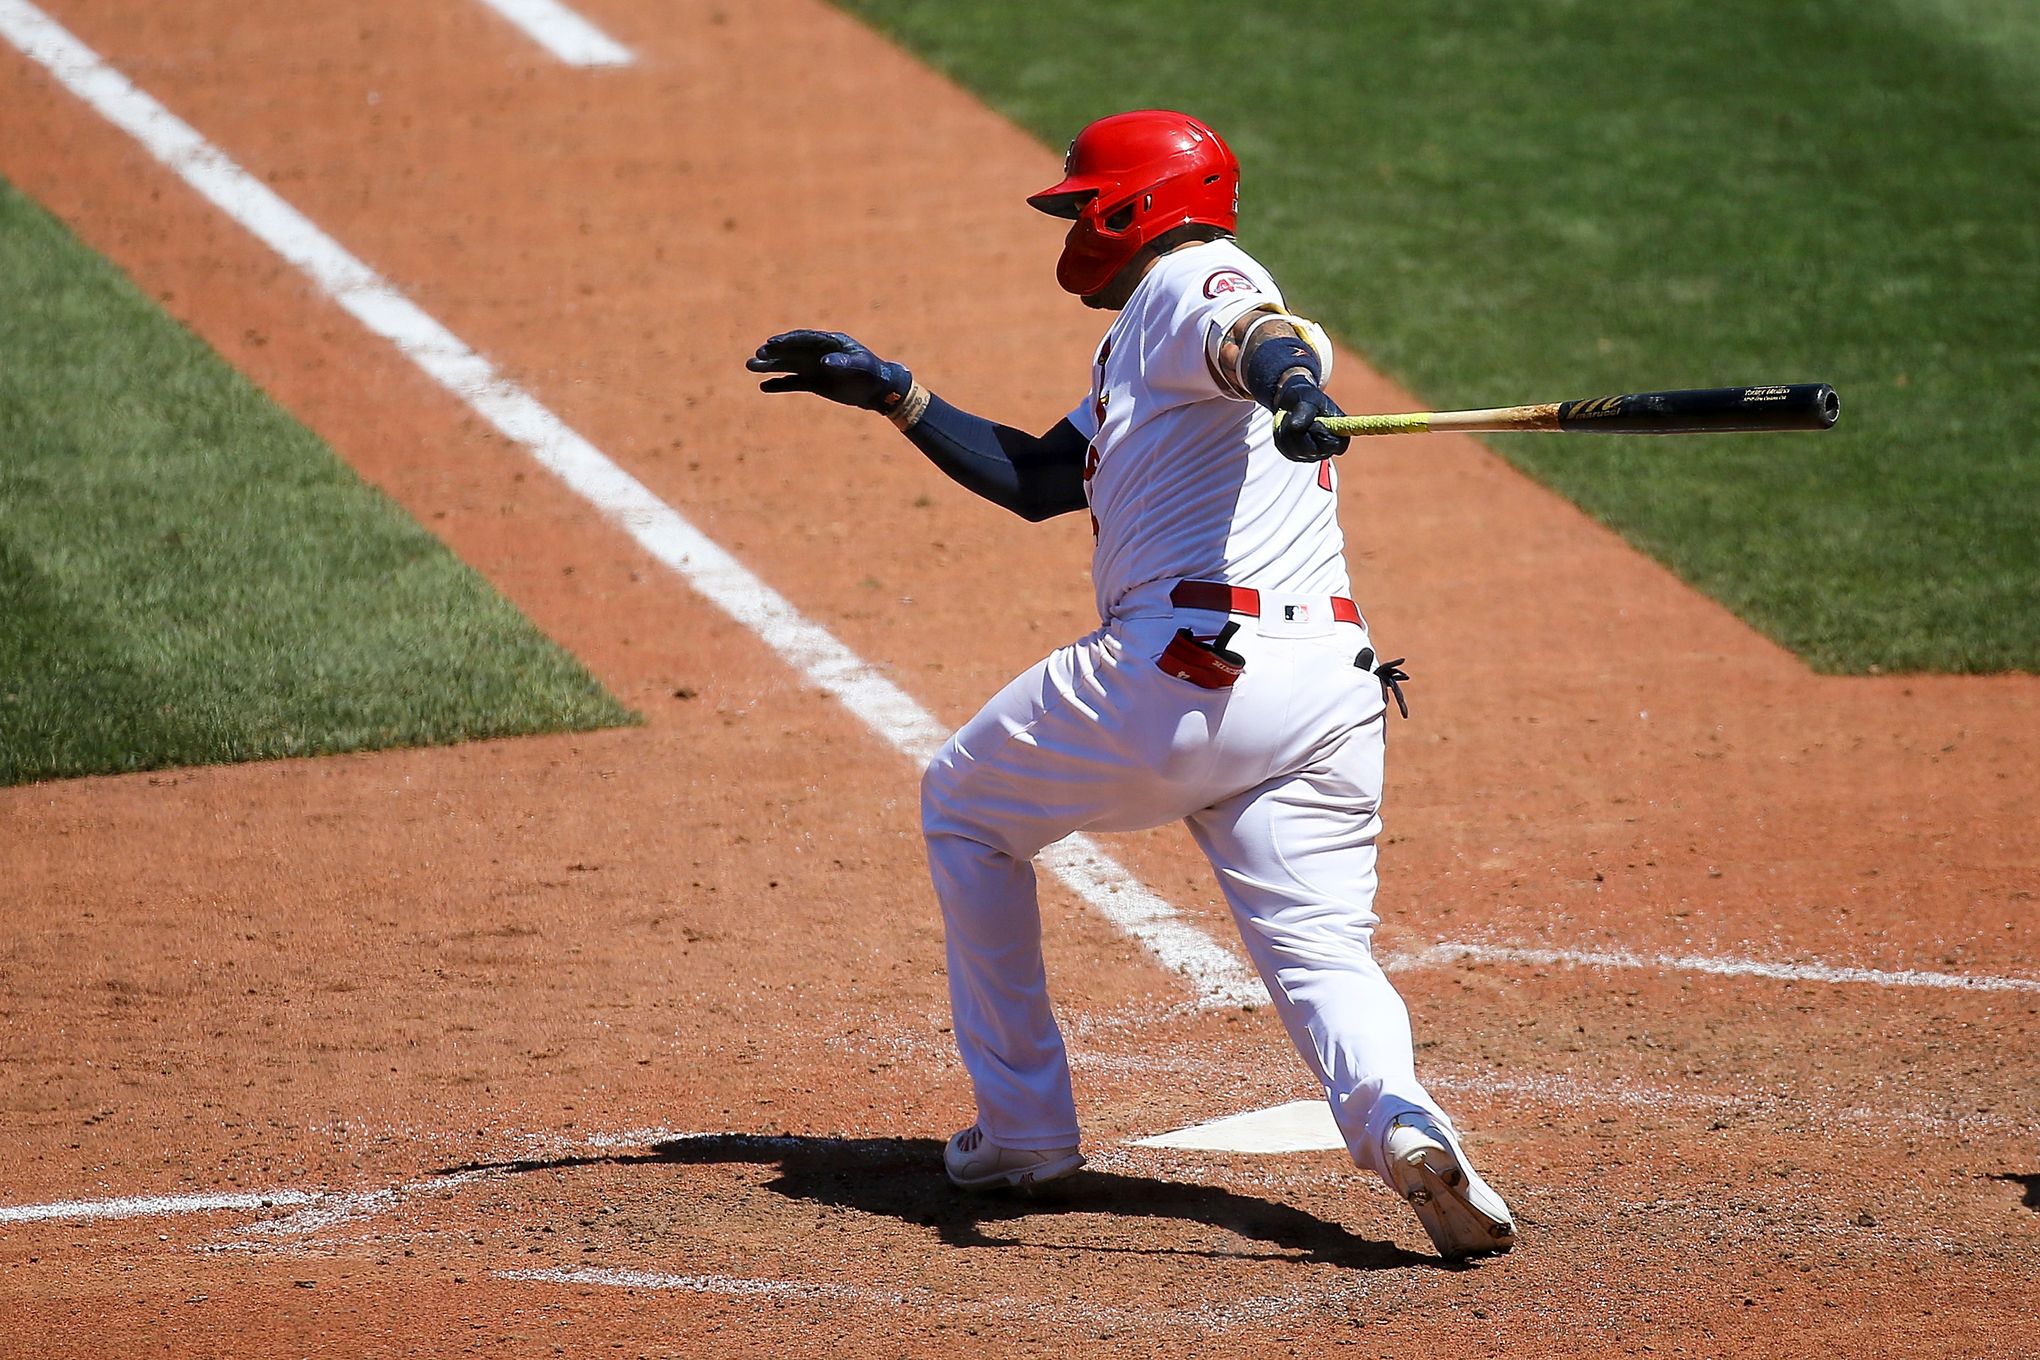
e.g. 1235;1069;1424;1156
1272;372;1351;463
747;330;913;413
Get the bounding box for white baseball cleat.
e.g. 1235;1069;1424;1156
943;1125;1084;1191
1382;1115;1518;1260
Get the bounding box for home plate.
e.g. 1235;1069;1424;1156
1132;1100;1344;1153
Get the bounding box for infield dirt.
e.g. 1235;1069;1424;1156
1;1;2034;1355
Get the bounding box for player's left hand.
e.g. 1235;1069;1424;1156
747;330;913;412
1272;373;1350;462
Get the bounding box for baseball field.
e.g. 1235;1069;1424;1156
2;1;2035;1356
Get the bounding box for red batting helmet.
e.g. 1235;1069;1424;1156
1027;110;1241;298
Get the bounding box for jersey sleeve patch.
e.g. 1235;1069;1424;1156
1201;268;1260;300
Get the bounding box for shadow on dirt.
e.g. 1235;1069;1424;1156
1988;1172;2040;1211
437;1133;1431;1270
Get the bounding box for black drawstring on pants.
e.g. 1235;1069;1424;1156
1355;646;1410;719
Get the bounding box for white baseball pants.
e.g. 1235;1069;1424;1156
921;596;1457;1184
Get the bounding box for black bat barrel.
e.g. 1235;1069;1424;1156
1556;384;1840;434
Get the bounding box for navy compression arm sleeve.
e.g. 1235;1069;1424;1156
903;396;1089;522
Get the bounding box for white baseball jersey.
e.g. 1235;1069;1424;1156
1065;238;1351;623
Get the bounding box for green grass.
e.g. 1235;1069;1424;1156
0;180;636;784
840;0;2039;672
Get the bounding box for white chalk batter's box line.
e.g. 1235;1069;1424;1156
5;1044;2025;1233
1385;941;2040;995
490;1265;1368;1332
2;2;2030;1018
6;1118;2025;1324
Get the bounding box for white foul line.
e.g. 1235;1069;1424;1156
469;0;632;67
1392;941;2040;995
0;0;1267;1012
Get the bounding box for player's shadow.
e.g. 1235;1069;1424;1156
436;1133;1429;1270
1989;1172;2040;1211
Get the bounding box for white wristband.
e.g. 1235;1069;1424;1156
887;382;931;431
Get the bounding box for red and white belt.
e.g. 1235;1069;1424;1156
1170;579;1365;627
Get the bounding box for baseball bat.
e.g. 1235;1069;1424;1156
1314;383;1839;437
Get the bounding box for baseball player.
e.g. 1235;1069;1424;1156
748;110;1515;1260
